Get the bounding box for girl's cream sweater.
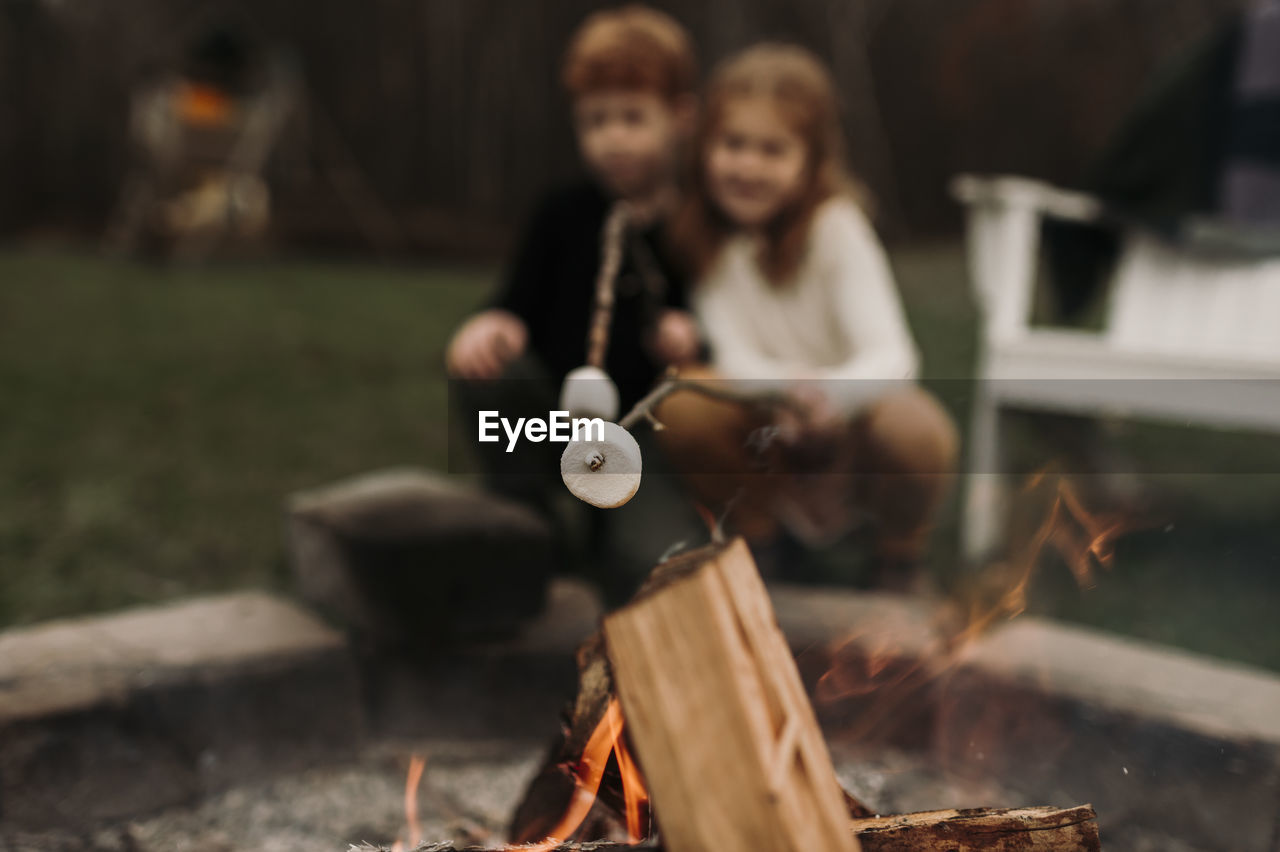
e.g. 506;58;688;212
692;196;920;416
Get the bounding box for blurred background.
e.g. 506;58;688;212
0;0;1254;242
3;0;1279;672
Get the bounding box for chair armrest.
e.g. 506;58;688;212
950;174;1104;224
950;175;1106;341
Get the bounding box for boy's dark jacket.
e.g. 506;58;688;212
490;179;688;409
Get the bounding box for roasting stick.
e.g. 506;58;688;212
618;373;796;431
586;203;630;370
560;203;629;422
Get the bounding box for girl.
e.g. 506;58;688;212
659;44;958;590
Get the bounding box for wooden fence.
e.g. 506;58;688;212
0;0;1248;249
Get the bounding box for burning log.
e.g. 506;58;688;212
509;634;623;845
395;804;1100;851
851;805;1101;851
603;538;860;852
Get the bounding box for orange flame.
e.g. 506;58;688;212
391;753;427;852
816;630;924;703
963;473;1128;640
812;472;1134;745
609;707;650;840
524;698;649;850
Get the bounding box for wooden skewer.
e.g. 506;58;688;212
586;204;629;371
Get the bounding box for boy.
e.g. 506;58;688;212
447;5;700;395
446;6;703;602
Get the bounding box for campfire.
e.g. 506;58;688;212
379;535;1103;852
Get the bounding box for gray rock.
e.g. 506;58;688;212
287;469;558;647
0;593;360;831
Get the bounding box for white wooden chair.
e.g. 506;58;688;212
952;175;1280;561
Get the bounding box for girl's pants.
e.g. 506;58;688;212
653;368;959;563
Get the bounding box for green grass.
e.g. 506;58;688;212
2;244;1279;672
0;250;486;626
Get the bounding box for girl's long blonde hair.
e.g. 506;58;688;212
674;43;867;286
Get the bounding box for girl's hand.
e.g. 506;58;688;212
789;384;840;434
446;310;528;379
651;309;703;366
777;383;842;470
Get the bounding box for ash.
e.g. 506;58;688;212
1;741;1199;851
0;741;543;852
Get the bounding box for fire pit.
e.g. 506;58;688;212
3;544;1277;850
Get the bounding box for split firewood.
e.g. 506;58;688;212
603;538;860;852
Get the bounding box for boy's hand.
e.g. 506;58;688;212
650;309;702;366
446;310;528;379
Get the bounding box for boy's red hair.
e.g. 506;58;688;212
562;5;697;101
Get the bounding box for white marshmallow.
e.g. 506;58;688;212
560;421;642;508
559;365;620;421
